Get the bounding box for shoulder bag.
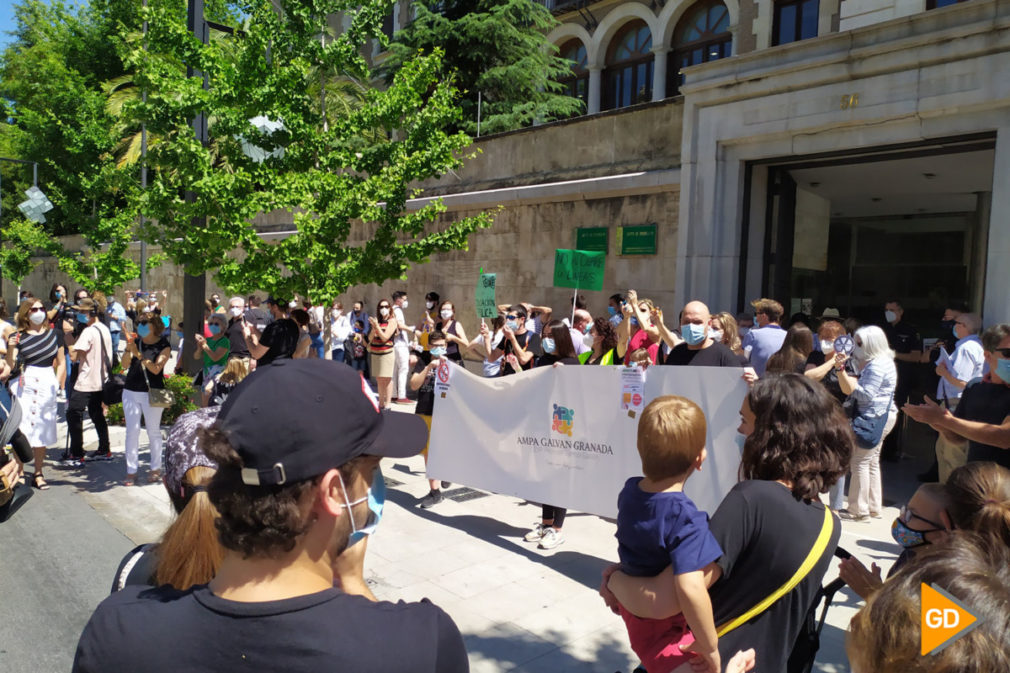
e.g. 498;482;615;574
99;328;126;406
143;363;173;408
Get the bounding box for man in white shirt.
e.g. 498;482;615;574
329;302;352;363
65;298;113;465
391;291;414;404
934;312;986;481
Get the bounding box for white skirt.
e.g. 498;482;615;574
10;365;59;447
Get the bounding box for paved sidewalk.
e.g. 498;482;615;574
25;402;926;673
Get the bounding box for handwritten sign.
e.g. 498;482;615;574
552;249;605;291
475;273;497;318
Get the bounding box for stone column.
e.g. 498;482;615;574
984;127;1010;324
652;46;670;101
588;66;602;114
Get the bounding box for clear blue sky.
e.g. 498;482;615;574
0;2;18;52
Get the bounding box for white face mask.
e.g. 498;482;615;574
29;310;46;325
440;309;453;320
821;340;834;354
709;329;724;343
229;307;243;318
401;300;409;309
425;301;435;310
379;307;390;317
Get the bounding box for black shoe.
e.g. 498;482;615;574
86;450;114;462
440;481;452;489
419;489;444;509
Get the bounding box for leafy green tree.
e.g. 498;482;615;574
382;0;583;135
122;0;494;301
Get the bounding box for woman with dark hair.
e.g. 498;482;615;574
582;316;617;365
290;308;313;359
523;319;581;550
602;374;851;673
435;301;468;368
765;324;814;375
368;300;399;409
6;298;66;490
536;318;578;367
120;313;172;485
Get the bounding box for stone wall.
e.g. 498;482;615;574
331;188;681;343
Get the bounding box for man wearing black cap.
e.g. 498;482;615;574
73;359;468;673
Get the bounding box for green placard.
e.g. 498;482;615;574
575;227;608;253
475;273;498;318
617;224;657;255
552;249;605;291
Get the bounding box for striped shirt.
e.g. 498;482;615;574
18;330;60;367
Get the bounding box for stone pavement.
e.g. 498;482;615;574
7;400;929;673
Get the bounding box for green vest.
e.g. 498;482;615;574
579;348;614;365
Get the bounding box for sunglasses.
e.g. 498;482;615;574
29;307;45;314
137;320;150;326
506;314;518;320
899;505;944;531
995;348;1010;359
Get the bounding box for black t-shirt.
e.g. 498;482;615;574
413;359;437;416
226;317;250;359
955;379;1010;468
707;480;841;673
73;584;468;673
534;355;579;368
664;342;742;367
244;307;272;333
124;338;170;392
500;331;540;376
885;321;922;390
805;350;848;403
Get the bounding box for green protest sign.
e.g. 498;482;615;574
552;249;605;291
475;273;498;318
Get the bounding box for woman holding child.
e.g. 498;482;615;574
602;374;851;673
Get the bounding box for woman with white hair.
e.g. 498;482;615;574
836;325;898;521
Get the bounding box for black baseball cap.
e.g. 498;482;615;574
216;359;428;486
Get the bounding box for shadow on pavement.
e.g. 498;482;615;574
385;487;612;592
464;625;636;673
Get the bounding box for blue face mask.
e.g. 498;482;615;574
430;346;447;358
583;321;594;335
953;323;960;338
76;313;90;324
681;323;708;346
995;358;1010;385
340;467;385;548
506;320;519;332
208;324;221;336
542;337;556;354
607;306;617;317
136;324;151;338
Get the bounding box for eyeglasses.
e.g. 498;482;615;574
994;348;1010;359
899;505;944;531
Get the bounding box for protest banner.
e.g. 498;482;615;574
426;364;748;518
475;272;498;319
552;249;605;292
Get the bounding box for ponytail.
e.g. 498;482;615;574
155;466;223;590
946;462;1010;547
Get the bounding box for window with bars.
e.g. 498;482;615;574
772;0;819;46
558;39;590;111
668;0;732;96
602;21;654;110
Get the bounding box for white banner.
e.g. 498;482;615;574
426;362;749;519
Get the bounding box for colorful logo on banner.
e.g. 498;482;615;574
552;404;575;437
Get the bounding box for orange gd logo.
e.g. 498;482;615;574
920;583;982;656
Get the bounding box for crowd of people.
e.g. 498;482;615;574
3;281;1009;673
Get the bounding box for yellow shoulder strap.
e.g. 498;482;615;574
716;505;834;637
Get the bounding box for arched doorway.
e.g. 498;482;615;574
558;39;589;111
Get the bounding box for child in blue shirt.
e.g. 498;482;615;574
616;395;723;673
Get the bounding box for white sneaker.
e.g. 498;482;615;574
523;523;547;542
538;528;565;550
